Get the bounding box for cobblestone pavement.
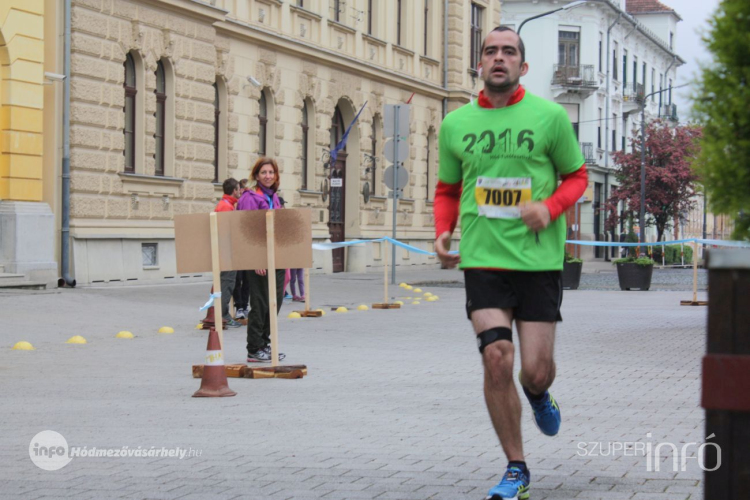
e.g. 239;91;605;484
576;268;708;292
1;268;707;499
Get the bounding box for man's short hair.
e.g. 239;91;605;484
222;178;239;195
480;26;525;64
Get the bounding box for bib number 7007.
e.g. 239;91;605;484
475;177;532;219
483;189;523;207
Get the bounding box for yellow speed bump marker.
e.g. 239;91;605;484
158;326;174;334
317;308;326;316
399;282;407;288
432;295;440;300
288;312;302;319
395;301;404;306
116;331;134;339
12;341;35;350
335;306;348;313
423;292;433;297
66;336;87;344
414;288;422;293
426;296;438;302
357;305;369;311
412;301;421;305
195;323;203;329
405;285;413;290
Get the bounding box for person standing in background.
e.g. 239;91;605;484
237;159;287;363
232;179;251;320
215;178;242;329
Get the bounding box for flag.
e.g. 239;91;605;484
330;101;367;165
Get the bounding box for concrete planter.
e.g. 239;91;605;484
616;262;653;291
562;261;582;290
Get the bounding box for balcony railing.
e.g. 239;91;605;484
552;64;597;87
580;142;595;163
624;83;645;104
663;103;678;121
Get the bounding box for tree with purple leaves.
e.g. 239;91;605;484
605;119;703;243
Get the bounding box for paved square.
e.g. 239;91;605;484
1;268;706;499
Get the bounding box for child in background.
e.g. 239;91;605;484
290;268;305;302
233;179;251;319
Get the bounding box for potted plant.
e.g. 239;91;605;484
562;252;583;290
613;256;655;290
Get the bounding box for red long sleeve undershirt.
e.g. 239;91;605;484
434;87;589;238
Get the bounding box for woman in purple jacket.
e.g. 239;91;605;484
237;157;286;363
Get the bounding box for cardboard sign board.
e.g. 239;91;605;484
175;209;313;273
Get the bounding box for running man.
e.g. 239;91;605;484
434;27;588;500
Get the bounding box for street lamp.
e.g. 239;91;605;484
517;1;591;34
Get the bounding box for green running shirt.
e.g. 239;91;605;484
438;91;584;271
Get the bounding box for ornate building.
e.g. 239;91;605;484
8;0;501;286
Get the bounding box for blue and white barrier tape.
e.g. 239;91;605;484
309;236;750;255
199;291;221;311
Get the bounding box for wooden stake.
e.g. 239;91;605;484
383;240;388;304
372;241;400;309
692;240;698;303
304;267;310;312
681;240;707;306
266;210;279;368
209;212;224;358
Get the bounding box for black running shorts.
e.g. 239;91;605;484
464;269;563;322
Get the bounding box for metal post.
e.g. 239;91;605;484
639;102;646;252
391;106;399;285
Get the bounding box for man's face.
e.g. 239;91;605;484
479;30;528;93
233;186;241;198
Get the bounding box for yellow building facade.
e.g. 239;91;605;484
0;0;58;287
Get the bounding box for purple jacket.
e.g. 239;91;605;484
236;185;282;211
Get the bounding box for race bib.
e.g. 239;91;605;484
475;177;532;219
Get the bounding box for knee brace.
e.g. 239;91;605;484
477;327;512;354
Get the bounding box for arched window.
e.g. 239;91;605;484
330;106;345;151
259;92;267;156
123;53;136;173
301;104;308;189
154;61;166;176
213;83;220;183
426;128;437;200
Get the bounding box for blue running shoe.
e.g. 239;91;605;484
528;391;561;436
486;466;530;500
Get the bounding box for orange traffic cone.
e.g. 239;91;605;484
193;327;236;398
200;286;226;330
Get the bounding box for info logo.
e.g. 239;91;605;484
29;430;72;471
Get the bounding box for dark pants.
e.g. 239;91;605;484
219;271;237;321
246;269;285;353
232;270;250;310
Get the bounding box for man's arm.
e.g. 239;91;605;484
520;165;588;231
434;181;462;238
543;164;588;221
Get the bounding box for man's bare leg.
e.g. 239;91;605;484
516;320;556;396
472;308;524;462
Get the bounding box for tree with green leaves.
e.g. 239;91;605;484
693;0;750;240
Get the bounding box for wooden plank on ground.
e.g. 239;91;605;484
372;303;401;309
192;364;248;379
244;365;308;379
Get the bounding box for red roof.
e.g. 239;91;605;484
626;0;677;15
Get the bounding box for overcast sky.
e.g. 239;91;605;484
670;0;722;121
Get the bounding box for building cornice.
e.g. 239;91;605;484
215;18;450;99
137;0;228;23
596;0;686;65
